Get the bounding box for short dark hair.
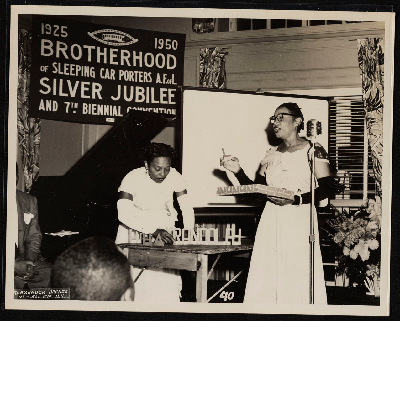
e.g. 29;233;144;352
278;102;304;132
51;237;132;301
141;142;177;164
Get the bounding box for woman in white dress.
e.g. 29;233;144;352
116;142;194;302
222;103;333;305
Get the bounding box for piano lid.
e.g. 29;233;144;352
58;109;175;206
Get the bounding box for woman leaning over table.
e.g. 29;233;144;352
221;103;333;305
116;142;194;302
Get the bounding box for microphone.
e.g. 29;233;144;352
306;119;322;138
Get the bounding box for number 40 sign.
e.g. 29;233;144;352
219;291;235;302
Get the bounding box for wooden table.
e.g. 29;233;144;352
119;242;253;302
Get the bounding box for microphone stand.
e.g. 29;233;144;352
308;134;316;305
306;119;321;305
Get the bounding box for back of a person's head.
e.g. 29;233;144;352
51;237;132;301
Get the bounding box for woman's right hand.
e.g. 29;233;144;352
152;229;174;245
220;156;241;173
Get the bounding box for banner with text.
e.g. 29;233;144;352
29;15;186;124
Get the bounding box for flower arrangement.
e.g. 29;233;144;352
326;197;381;293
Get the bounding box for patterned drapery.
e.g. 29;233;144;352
199;47;227;89
18;28;41;192
357;38;384;196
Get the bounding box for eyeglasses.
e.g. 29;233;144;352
269;113;298;124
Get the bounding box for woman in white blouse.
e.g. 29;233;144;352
116;142;194;302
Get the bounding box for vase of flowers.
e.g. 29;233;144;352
326;197;381;296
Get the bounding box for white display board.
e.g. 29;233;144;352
181;89;329;208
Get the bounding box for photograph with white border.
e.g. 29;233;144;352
5;4;394;316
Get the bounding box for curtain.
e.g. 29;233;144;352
18;28;41;192
199;47;227;89
357;38;384;197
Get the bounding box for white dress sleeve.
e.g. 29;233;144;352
171;169;195;229
117;199;159;234
170;168;188;194
177;194;195;230
117;170;159;234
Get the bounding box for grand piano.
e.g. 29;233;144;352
31;110;176;263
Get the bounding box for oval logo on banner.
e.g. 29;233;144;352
88;29;139;46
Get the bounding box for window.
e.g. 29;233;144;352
309;20;326;26
270;19;286;29
329;96;377;204
217;19;363;32
237;19;252;31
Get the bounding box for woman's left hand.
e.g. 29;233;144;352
268;196;294;206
